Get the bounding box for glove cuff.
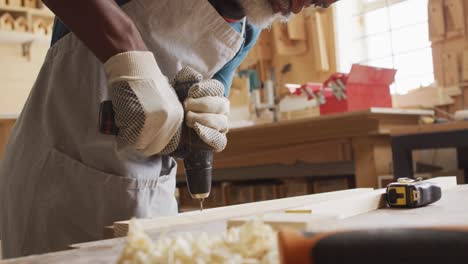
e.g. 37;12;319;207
104;51;163;83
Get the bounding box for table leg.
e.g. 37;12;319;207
352;136;392;188
391;136;414;180
457;146;468;184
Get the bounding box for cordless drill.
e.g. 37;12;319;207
179;126;213;210
99;77;213;211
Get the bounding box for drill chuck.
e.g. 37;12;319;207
183;128;213;200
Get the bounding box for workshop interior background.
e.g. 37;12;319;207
1;0;467;224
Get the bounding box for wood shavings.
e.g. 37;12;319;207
117;219;279;264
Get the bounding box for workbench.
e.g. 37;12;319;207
189;108;433;188
0;176;462;264
1;108;432;190
391;121;468;183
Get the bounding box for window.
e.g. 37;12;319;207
335;0;434;94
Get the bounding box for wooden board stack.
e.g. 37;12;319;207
429;0;468;115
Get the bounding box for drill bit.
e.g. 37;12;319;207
199;198;204;211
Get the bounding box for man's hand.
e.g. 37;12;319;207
168;67;230;154
104;51;184;156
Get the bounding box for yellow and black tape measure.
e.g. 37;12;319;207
386;178;442;208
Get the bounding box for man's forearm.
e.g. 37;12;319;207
43;0;147;62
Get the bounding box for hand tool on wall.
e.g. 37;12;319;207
386;178;442;208
99;75;213;212
278;227;468;264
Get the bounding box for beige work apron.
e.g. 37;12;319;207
0;0;244;258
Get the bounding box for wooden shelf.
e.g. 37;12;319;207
0;4;53;45
0;30;50;44
0;4;53;19
0;30;35;43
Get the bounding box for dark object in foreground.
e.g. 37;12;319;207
279;227;468;264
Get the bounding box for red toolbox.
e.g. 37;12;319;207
320;64;397;115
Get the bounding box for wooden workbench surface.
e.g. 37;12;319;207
221;108;433;156
327;184;468;231
229;108;433;132
2;178;464;264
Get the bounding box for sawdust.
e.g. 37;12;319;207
117;218;279;264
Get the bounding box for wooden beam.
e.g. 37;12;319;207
113;188;374;237
445;0;465;38
227;177;457;231
429;0;446;42
309;10;329;72
287;12;306;40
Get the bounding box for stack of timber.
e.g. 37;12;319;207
429;0;468;115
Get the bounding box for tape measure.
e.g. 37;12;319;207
386;178;442;208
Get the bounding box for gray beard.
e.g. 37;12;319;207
239;0;291;28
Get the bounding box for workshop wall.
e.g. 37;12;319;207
0;43;48;114
238;7;337;97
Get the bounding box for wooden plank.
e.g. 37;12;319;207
271;20;307;56
445;0;465;38
333;183;466;231
227;177;457;231
4;187;464;264
428;0;445;41
287;12;306;40
228;213;337;231
309;10;329;72
432;42;445;85
442;51;460;87
112;188;375;237
0;243;124;264
463;49;468;81
367;108;434;116
102;226;115;240
227;189;385;231
392;88;454;108
425;176;458;190
286;188;386;216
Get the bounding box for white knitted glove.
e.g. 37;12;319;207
104;51;183;156
167;67;230;153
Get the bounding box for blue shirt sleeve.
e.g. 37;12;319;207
213;22;261;96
